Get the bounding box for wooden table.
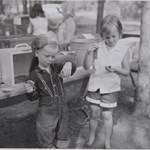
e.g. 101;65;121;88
0;67;92;101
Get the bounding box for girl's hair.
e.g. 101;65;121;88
29;34;58;73
100;15;122;38
30;4;45;18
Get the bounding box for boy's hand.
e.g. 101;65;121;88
60;62;72;78
24;80;35;93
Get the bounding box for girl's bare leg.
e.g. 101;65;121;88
102;108;113;149
87;104;101;146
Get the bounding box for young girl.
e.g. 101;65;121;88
24;34;76;148
27;4;48;35
83;15;130;149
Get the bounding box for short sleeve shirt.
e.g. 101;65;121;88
88;39;129;94
30;17;48;35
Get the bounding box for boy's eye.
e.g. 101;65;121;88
106;37;110;39
51;56;56;59
45;55;56;59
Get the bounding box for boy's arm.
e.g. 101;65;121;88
52;53;77;75
25;73;39;101
26;89;39;101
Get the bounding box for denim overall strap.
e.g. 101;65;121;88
35;69;65;119
57;75;65;96
35;70;54;97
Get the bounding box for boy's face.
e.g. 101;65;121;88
35;44;58;68
102;25;121;47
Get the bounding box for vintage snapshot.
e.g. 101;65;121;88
0;0;149;149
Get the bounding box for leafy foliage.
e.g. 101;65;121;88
119;1;142;21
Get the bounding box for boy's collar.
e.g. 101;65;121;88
35;65;53;73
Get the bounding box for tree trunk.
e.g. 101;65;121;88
96;0;105;34
135;1;150;117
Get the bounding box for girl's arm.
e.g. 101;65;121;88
130;59;139;72
113;49;130;76
83;46;98;70
83;51;94;70
61;13;72;24
57;1;74;25
48;21;59;30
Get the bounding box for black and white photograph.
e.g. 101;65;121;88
0;0;149;149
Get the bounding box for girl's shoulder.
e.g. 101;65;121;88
116;39;131;57
114;39;130;52
117;39;130;48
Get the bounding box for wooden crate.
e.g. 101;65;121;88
0;46;33;86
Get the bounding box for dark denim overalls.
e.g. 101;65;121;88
26;64;75;148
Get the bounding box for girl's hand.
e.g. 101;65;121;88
60;62;72;78
105;66;121;74
24;80;35;93
87;45;98;60
105;66;115;72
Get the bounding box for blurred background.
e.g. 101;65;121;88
0;0;141;36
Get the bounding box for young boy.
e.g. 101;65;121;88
24;34;76;148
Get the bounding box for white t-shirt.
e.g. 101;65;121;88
88;39;129;94
28;17;48;36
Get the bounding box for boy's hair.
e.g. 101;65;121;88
30;4;45;18
30;34;58;73
100;15;122;38
31;34;58;53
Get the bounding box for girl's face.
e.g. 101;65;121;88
35;44;58;68
102;25;121;47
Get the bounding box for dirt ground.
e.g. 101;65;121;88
0;96;90;148
0;75;150;148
